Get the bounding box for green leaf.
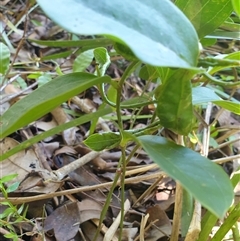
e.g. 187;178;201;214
220;20;240;32
42;50;73;60
0;73;110;139
175;0;233;39
15;76;27;89
207;30;240;40
84;132;121;151
181;189;193;237
198;210;218;241
6;182;20;193
73;49;94;72
137;135;234;218
120;95;154;109
139;65;159;81
37;72;52;87
231;167;240;189
114;42;138;62
192;86;240;114
0;42;10;74
37;0;199;68
156;69;201;135
232;0;240;16
192;86;222;104
208;51;240;74
0;174;18;183
94;47;111;76
200;38;217;47
1;107;112;162
107;85;117;105
28;38;113;48
211;203;240;241
213;100;240;115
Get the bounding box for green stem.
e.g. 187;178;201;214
211;203;240;241
198;57;240;68
99;82;154;109
232;223;240;241
197;210;218;241
115;61;139;240
202;72;240;87
93;170;121;241
116;61;140;130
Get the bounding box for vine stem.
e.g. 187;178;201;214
93;169;121;241
202;72;240;87
116;60;140;130
115;61;139;240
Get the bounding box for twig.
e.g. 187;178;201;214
213;154;240;164
53;150;102;180
170;182;183;241
0;81;38;105
0;171;164;205
209;138;240;153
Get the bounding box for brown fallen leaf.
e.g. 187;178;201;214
145;205;172;240
0;137;60;193
44;202;80;241
51;106;79;145
44;199;103;241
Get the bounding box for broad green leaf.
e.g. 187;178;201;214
0;42;10;74
156;69;201;135
84;132;121;151
137;135;234;218
175;0;233;39
200;38;217;47
192;87;222;104
0;73;110;139
232;0;240;16
37;0;199;68
94;47;111;76
192;87;240;114
73;49;94;72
